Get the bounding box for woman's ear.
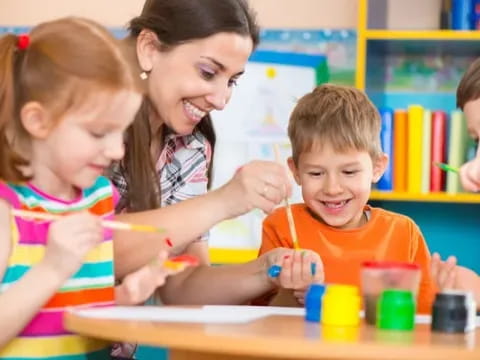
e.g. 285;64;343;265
20;102;52;139
136;29;161;73
372;153;389;183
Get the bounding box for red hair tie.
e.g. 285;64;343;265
17;34;30;50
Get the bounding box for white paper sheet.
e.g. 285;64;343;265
71;306;268;324
202;305;304;317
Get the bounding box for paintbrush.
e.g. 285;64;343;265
11;209;166;234
433;162;459;174
272;144;300;250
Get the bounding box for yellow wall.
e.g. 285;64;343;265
0;0;357;28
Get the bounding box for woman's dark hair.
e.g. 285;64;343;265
118;0;260;211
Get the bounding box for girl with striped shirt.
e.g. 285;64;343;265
0;17;184;360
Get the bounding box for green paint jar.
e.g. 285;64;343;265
376;289;415;331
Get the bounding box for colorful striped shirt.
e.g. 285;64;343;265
0;176;117;360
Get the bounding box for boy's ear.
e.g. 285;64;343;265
372;153;389;183
20;102;52;139
136;29;160;74
287;157;301;185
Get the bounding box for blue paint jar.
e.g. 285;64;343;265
305;284;326;322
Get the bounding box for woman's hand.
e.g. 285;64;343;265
219;160;292;218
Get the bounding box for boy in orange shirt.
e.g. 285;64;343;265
259;84;436;313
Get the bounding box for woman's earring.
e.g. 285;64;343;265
140;71;149;80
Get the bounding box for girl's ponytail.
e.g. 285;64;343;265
0;34;29;182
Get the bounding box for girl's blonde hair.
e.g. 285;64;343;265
0;17;143;182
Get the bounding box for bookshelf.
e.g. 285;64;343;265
370;191;480;204
356;0;480;273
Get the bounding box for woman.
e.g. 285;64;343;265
111;0;314;306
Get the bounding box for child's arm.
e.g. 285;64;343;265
431;253;480;308
155;242;284;305
0;202;102;347
113;161;291;279
115;251;187;305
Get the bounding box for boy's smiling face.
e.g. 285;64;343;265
288;143;387;229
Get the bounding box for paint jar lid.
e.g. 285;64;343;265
362;261;420;270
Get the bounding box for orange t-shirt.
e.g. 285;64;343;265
259;204;437;314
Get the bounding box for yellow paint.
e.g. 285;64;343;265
266;67;277;79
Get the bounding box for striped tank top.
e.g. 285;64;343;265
0;176;117;360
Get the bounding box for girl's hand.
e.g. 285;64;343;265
459;157;480;192
115;251;189;305
431;253;480;305
220;161;292;217
431;252;457;290
43;212;103;279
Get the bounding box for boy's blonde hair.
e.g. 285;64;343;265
288;84;382;164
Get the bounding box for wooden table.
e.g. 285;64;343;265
65;307;480;360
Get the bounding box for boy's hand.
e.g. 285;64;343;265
265;248;324;302
459;157;480;192
115;251;188;305
44;212;103;278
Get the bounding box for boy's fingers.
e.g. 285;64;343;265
301;252;312;284
290;251;303;288
313;259;325;283
279;255;293;288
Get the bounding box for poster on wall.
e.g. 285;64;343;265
209;50;328;249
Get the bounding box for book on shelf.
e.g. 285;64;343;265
377;107;394;191
374;105;473;196
393;110;408;192
430;111;447;192
407;105;424;194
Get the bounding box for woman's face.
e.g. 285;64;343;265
138;31;253;135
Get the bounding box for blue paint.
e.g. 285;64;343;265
305;284;326;322
268;265;282;278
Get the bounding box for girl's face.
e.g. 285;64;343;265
138;31;253;135
24;90;142;199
